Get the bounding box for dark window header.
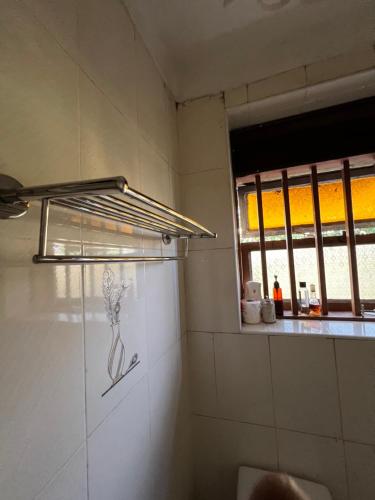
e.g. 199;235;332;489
230;96;375;178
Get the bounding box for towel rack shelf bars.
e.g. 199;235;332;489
0;174;217;264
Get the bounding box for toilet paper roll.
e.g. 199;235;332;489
245;281;262;301
242;300;262;324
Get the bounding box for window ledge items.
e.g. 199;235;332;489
0;174;217;264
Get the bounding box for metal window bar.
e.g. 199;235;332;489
240;160;375;317
0;175;216;264
281;170;299;315
255;174;268;298
310;165;328;315
342;159;361;315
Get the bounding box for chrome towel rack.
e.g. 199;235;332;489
0;174;217;264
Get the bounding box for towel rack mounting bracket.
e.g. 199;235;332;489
0;174;29;219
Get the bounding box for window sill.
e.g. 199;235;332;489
241;318;375;340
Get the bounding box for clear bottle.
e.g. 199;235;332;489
309;284;321;316
298;281;310;315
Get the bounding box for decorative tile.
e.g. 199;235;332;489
83;264;147;434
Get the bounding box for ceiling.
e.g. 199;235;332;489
123;0;375;101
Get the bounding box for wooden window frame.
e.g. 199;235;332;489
239;160;375;320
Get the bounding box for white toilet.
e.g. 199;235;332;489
237;466;333;500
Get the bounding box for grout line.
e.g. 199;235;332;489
211;334;220;411
86;373;148;439
77;59;89;500
191;412;375;447
188;246;234;253
180;167;227;177
267;336;280;470
333;339;351;500
80;265;90;500
31;443;86;500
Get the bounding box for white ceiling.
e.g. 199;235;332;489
124;0;375;101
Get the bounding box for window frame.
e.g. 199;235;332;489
237;160;375;320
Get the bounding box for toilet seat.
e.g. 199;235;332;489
237;466;333;500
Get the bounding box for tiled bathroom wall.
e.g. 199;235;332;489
179;79;375;500
0;1;190;499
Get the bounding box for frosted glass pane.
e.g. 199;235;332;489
251;248;318;300
323;247;350;299
357;244;375;300
251;245;374;301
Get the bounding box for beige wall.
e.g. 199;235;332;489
0;1;190;499
179;60;375;500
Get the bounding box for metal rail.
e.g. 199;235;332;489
0;174;215;264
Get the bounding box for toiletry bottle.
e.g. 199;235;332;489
273;275;284;318
261;296;276;323
309;283;321;316
298;282;309;315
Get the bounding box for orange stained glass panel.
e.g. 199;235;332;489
247;177;375;231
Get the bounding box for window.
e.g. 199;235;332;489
237;156;375;319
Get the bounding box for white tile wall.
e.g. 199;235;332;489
193;415;278;500
336;340;375;444
215;334;274;426
0;264;85;500
87;377;152;500
22;0;78;59
144;260;179;365
345;441;375;500
0;0;79;186
278;429;348;500
0;1;188;500
148;341;183;500
35;446;87;500
185;248;240;333
270;337;341;438
181;168;236;251
135;32;169;162
188;332;218;416
178;94;228;174
79;69;140;188
78;0;137;123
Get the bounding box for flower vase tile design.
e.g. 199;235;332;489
83;264;147;434
102;270;140;396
